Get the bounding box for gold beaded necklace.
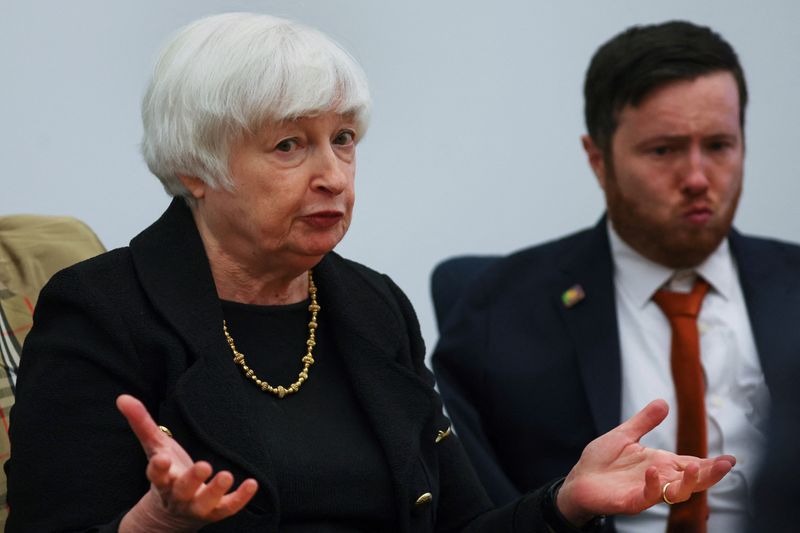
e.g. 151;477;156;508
223;270;320;399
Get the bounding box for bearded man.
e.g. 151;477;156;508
433;20;800;533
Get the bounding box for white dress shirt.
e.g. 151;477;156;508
608;224;770;533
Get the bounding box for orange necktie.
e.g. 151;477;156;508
652;278;710;533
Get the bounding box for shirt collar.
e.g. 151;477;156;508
606;221;737;308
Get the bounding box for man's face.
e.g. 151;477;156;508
583;71;744;268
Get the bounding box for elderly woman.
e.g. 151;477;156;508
6;13;733;532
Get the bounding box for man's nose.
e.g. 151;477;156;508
680;146;710;195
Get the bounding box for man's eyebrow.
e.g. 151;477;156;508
633;134;691;147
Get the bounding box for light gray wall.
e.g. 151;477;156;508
3;1;799;356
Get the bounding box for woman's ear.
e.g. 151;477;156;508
178;175;208;200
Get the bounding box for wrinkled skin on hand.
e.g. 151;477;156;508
557;399;735;526
116;395;259;533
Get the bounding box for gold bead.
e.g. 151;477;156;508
223;269;319;399
415;493;433;506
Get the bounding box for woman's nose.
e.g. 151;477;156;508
311;146;350;194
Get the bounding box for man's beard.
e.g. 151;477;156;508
604;174;740;269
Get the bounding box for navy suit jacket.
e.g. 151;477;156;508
432;218;800;529
751;336;800;532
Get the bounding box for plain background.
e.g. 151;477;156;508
3;1;799;357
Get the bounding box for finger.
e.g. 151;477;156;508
211;479;259;519
146;453;174;488
713;454;737;468
710;458;734;479
693;457;734;491
642;466;662;504
668;463;703;502
682;455;735;481
615;399;669;442
171;461;213;504
676;453;737;470
116;394;167;453
192;470;235;514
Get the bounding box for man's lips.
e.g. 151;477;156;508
300;211;344;228
683;206;713;224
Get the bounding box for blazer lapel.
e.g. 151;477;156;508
314;255;436;524
129;199;280;513
556;219;622;435
730;231;800;388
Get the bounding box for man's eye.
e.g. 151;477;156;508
275;139;298;152
334;130;355;145
708;141;731;152
652;146;671;156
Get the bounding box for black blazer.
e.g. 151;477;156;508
432;218;800;530
6;199;557;532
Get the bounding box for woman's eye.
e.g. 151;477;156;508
334;130;355;145
275;139;298;152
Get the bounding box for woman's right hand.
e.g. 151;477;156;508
555;399;734;527
116;394;258;532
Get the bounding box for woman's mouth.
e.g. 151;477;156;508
301;211;344;228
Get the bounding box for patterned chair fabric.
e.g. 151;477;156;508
0;214;104;525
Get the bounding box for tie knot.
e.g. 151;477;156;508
653;278;710;319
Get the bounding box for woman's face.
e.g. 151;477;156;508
186;110;357;274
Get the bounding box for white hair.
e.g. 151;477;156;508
141;12;371;201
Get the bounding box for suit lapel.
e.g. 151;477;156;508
314;255;435;522
556;219;622;435
129;199;280;512
730;231;800;388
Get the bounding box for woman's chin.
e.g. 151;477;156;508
302;230;347;256
294;241;342;262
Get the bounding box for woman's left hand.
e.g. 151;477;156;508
555;399;735;526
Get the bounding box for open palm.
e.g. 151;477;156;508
556;399;735;526
116;394;258;532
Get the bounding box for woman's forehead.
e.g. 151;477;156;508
258;110;358;132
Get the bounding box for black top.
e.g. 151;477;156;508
220;298;394;531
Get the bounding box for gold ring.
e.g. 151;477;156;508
661;481;676;505
158;425;173;439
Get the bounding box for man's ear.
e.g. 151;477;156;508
581;135;608;190
177;175;207;200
